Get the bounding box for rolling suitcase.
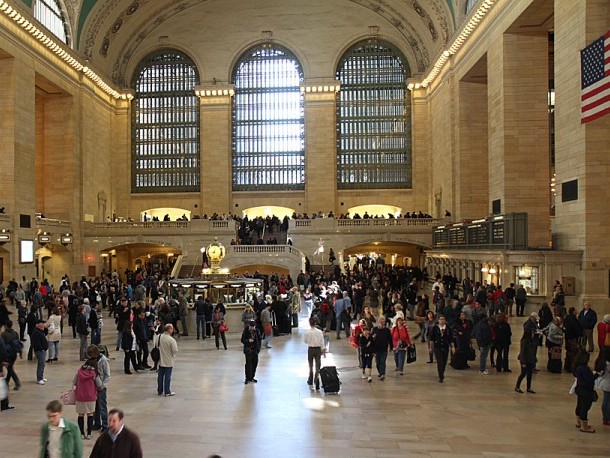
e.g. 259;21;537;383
320;366;340;394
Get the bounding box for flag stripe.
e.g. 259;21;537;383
581;31;610;123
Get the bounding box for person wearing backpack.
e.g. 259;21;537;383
73;356;102;440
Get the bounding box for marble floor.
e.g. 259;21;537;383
1;310;609;458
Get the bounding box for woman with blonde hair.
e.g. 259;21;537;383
241;304;256;329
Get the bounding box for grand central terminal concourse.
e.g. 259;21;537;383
0;0;610;456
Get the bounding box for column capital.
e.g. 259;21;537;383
300;79;340;102
194;84;235;105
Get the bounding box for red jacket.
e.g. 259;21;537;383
391;325;412;348
597;321;610;348
74;366;100;402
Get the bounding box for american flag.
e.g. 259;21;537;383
581;31;610;124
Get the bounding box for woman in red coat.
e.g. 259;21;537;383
391;317;412;375
597;315;610;350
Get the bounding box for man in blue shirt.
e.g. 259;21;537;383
334;291;352;340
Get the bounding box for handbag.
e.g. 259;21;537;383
47;321;56;334
467;347;476;361
0;376;7;401
406;344;417;364
60;388;75;405
150;334;161;363
219;324;229;333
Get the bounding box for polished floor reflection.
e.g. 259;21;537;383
1;311;609;457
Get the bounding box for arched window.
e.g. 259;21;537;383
131;50;200;193
34;0;69;45
336;40;411;189
232;44;304;191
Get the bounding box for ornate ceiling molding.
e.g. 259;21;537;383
75;0;453;83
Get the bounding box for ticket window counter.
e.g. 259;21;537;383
515;265;539;295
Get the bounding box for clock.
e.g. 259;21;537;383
206;241;225;262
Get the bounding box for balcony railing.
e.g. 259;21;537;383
230;245;301;256
290;217;440;230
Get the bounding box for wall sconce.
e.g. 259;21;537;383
38;232;51;245
481;265;488;273
0;228;10;243
489;266;497;274
61;233;73;245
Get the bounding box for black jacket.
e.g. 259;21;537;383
241;327;261;354
76;313;89;336
430;325;453;349
371;326;393;352
31;327;49;352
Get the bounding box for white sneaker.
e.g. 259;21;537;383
37;380;45;385
361;374;367;379
367;377;372;383
43;378;48;382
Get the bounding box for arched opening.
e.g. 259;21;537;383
140;207;191;222
342;241;425;270
347;204;402;219
0;245;9;284
35;245;71;287
99;243;182;279
242;206;294;220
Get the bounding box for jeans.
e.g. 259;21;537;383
263;329;272;348
583;328;594;352
35;350;46;381
307;347;321;386
5;359;20;387
94;388;108;428
91;328;101;345
336;313;350;339
496;344;510;371
479;345;490;372
375;351;388;376
602;390;610;423
79;334;89;361
394;349;406;372
516;363;534;390
157;366;173;395
116;331;122;349
196;315;206;339
137;340;149;367
48;341;60;360
215;330;227;349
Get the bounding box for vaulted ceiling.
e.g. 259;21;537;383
35;0;468;85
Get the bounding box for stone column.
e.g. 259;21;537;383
302;80;340;214
0;56;36;280
487;33;550;248
411;88;431;213
554;0;610;311
196;85;234;215
457;79;488;219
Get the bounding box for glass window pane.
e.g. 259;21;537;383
336;40;411;189
131;50;200;193
34;0;69;45
232;45;304;191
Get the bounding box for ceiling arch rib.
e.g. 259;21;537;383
76;0;454;84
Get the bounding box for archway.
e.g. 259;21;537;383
242;206;294;219
35;245;71;288
347;204;402;219
141;207;191;222
342;241;425;270
99;243;182;279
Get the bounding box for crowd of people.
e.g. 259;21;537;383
1;263;609;458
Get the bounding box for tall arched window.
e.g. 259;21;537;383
336;40;411;189
232;44;304;191
131;50;200;193
34;0;69;45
